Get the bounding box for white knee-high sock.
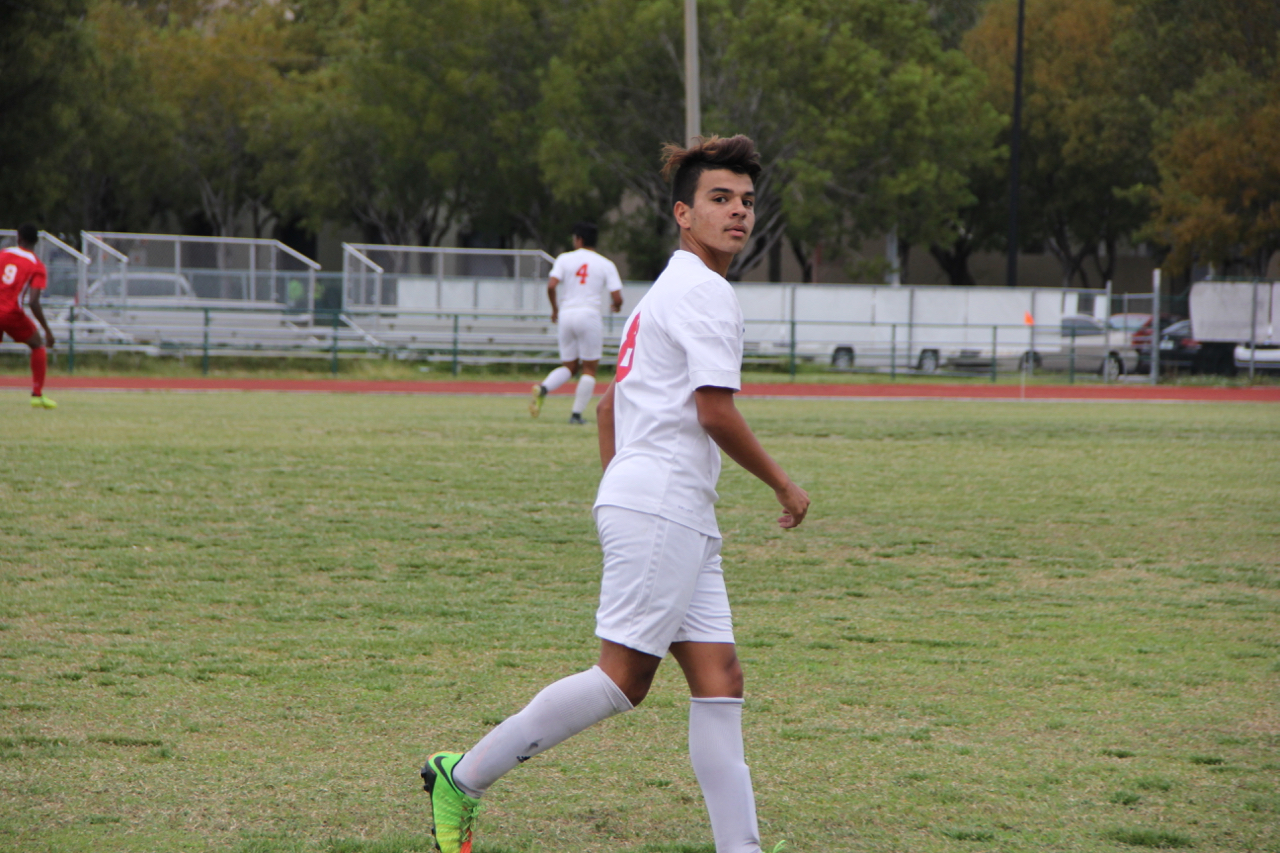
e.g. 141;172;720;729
571;374;596;415
452;665;632;796
689;697;761;853
541;365;573;393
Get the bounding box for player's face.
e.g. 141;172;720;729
676;168;756;259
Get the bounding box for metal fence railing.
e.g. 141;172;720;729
1;236;1203;383
342;243;555;311
82;232;321;312
11;301;1149;383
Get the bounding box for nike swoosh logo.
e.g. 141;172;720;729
432;755;464;797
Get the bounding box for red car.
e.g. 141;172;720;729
1130;313;1185;351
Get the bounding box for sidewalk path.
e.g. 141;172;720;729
3;375;1278;402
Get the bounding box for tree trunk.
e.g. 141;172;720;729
929;238;977;286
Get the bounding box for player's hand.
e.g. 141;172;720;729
550;310;558;324
775;480;810;529
44;331;56;348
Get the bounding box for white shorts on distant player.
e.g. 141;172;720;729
557;308;605;362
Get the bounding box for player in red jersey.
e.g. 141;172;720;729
1;224;56;408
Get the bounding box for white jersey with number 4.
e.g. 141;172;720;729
594;250;744;537
550;248;623;314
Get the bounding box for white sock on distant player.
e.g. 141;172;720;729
541;365;573;393
689;697;761;853
572;374;596;415
451;665;632;797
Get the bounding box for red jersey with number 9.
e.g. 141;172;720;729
0;247;47;315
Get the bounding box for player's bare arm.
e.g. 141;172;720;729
694;386;809;528
29;289;53;348
596;382;617;469
547;276;560;323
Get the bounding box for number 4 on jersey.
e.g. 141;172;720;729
575;263;589;285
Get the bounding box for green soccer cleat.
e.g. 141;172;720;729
528;383;547;418
421;751;481;853
30;395;56;409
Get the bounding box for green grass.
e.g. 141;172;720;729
1;390;1278;853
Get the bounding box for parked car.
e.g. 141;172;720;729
1022;314;1140;380
1129;313;1185;351
1136;319;1236;375
85;272;196;301
1234;343;1280;372
1108;312;1151;334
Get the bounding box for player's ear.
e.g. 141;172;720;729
673;201;692;230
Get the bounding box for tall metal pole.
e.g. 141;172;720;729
685;0;700;145
1005;0;1026;287
1150;268;1161;384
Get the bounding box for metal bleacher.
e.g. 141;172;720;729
8;234;598;371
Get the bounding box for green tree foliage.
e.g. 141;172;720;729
51;1;183;232
769;0;1001;281
43;0;1276;289
966;0;1156;288
1148;62;1280;276
540;0;1000;281
139;4;304;236
1122;0;1280;101
267;0;564;251
0;0;89;230
1122;0;1280;276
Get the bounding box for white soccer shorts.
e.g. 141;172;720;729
557;308;605;362
593;506;735;658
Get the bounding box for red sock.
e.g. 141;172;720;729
31;346;46;397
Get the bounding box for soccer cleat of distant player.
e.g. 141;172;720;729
29;395;56;409
529;383;547;418
421;751;481;853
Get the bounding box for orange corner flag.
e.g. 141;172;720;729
1023;311;1035;325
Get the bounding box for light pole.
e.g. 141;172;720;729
685;0;700;145
1006;0;1026;287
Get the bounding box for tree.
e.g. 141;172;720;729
1148;62;1280;277
45;1;185;233
0;0;89;230
136;4;303;237
1121;0;1280;104
966;0;1157;288
539;0;1000;281
770;0;1001;281
269;0;559;251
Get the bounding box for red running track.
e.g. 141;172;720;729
2;375;1278;402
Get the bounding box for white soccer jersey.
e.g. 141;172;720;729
550;248;623;314
594;250;744;537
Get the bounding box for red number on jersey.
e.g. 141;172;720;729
616;313;640;381
575;263;589;285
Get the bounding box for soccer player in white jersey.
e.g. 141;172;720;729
423;135;810;853
529;221;623;424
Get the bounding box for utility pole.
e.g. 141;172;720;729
1005;0;1026;287
685;0;700;145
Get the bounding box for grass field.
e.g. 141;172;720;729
1;390;1277;853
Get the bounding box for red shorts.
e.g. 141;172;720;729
0;309;37;343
